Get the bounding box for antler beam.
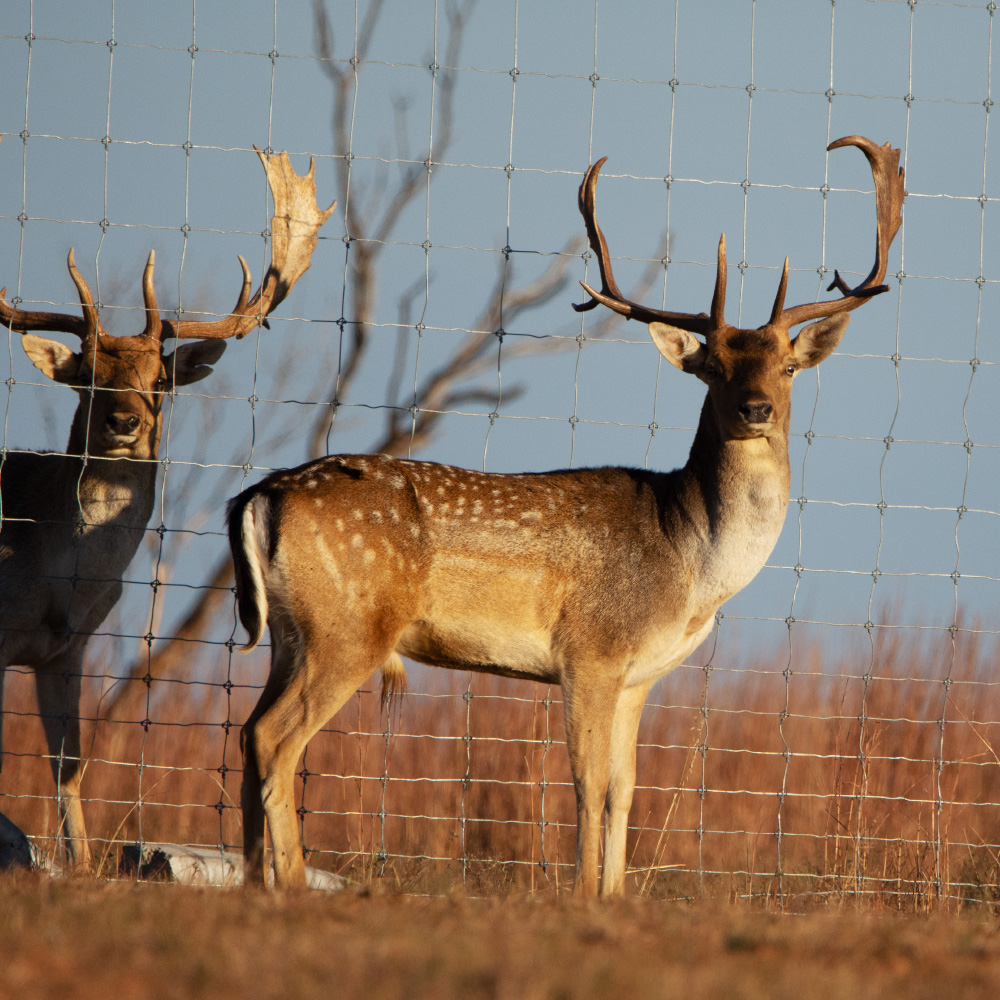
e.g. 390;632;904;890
572;158;714;336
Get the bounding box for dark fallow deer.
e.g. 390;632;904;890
0;146;335;867
227;135;904;895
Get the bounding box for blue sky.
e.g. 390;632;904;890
1;0;997;685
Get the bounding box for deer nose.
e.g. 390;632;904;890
738;400;773;424
106;412;141;435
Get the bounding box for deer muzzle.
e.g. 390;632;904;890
737;400;773;425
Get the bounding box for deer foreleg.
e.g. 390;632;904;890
562;668;621;898
34;654;90;868
600;683;650;897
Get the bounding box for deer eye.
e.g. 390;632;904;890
784;364;797;377
704;362;721;379
153;377;168;392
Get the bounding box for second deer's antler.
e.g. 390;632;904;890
163;146;337;341
0;146;335;344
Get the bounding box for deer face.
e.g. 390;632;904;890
648;315;850;442
21;331;225;458
1;149;336;461
573;139;904;443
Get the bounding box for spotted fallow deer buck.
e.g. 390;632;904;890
0;145;335;867
228;135;904;895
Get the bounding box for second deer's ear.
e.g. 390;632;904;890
21;334;80;384
791;314;850;370
163;339;227;387
648;322;707;375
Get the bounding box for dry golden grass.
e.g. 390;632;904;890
3;873;1000;1000
3;622;1000;908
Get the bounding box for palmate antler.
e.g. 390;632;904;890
767;136;905;330
162;147;337;341
574;136;905;336
0;145;337;344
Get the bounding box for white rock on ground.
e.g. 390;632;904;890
120;842;347;891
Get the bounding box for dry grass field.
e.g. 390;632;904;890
3;874;1000;1000
3;621;1000;908
4;623;1000;997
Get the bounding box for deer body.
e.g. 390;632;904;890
0;332;214;867
230;136;904;895
1;338;165;669
0;146;334;865
234;416;790;686
230;331;807;896
0;450;156;668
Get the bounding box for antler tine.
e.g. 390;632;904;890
0;248;99;340
768;257;790;325
163;146;336;341
573;157;625;313
66;249;100;339
710;234;727;328
161;254;253;342
140;250;163;341
775;136;905;330
573;157;713;335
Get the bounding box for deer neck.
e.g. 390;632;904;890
672;395;791;599
59;410;161;532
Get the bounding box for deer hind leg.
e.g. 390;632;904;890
241;632;298;886
243;628;392;889
561;667;622;898
599;682;651;898
34;653;90;868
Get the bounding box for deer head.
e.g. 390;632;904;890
574;136;905;443
1;147;336;461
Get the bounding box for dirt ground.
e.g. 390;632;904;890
3;872;1000;1000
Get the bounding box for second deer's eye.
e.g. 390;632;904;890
784;364;797;377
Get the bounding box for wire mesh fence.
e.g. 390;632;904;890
1;0;999;905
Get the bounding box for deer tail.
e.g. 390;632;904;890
226;489;271;652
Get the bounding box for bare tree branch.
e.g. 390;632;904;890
307;0;473;460
95;0;668;739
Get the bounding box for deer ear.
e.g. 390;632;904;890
163;340;227;386
21;334;79;384
791;314;850;369
648;322;707;375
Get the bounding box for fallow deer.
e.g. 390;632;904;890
0;146;335;867
227;135;904;895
